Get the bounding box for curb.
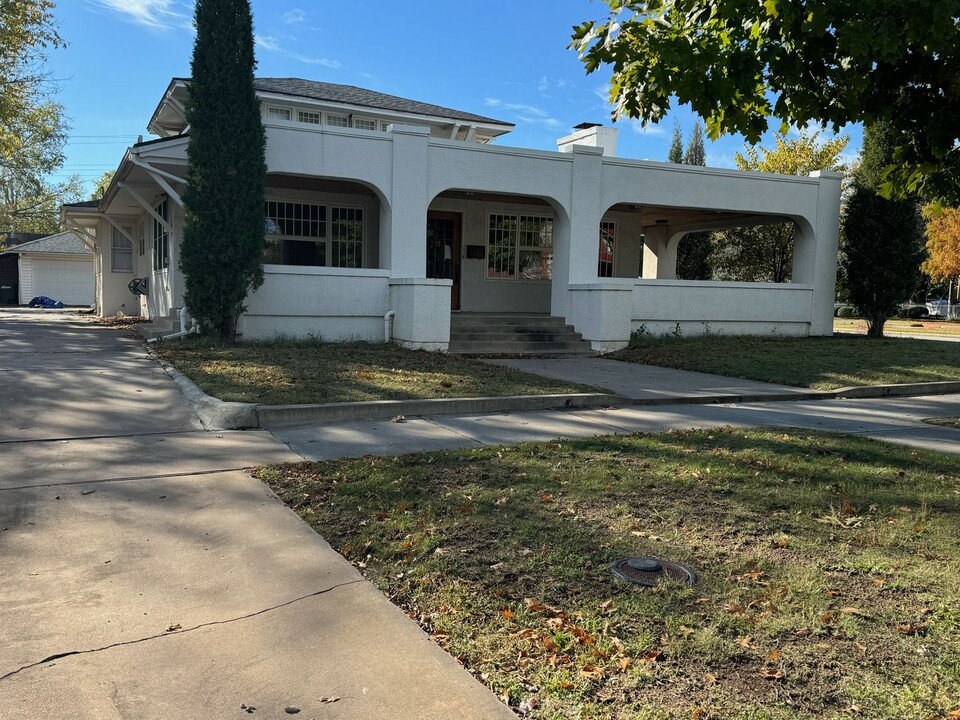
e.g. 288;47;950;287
150;352;960;431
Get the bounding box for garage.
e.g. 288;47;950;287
0;231;95;307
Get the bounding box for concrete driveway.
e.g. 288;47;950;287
0;310;513;720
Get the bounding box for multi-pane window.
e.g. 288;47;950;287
598;221;616;277
331;207;363;268
263;200;363;268
325;114;349;128
152;199;169;271
266;106;292;121
298;110;321;125
111;227;133;272
352;117;378;131
487;214;553;281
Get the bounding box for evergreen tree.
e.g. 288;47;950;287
667;120;683;164
180;0;266;340
676;121;712;279
841;122;924;337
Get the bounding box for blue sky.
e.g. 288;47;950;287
48;0;861;194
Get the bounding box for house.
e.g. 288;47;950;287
0;230;95;306
61;77;842;351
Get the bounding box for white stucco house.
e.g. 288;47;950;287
0;231;95;307
62;77;842;352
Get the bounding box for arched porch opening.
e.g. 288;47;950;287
427;189;568;314
264;173;389;270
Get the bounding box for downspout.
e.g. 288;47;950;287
146;306;200;343
383;309;395;343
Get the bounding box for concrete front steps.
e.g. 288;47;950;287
448;313;596;357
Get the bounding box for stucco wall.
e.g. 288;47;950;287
242;265;390;341
631;280;814;336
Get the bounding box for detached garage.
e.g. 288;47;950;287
1;231;94;307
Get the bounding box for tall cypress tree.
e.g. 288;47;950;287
180;0;266;340
841;122;924;337
667;120;683;164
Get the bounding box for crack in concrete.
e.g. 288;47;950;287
0;429;203;446
0;579;365;683
0;466;259;492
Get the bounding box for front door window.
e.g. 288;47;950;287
426;213;461;310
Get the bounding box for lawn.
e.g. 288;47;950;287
259;429;960;720
923;418;960;429
835;318;960;337
155;337;597;404
612;334;960;390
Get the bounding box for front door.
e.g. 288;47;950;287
426;212;462;310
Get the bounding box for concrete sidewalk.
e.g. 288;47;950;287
486;357;812;401
275;392;960;460
0;309;515;720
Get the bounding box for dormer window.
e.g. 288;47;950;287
298;110;321;125
266;106;292;121
325;114;348;128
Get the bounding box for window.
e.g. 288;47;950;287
152;199;169;271
298;110;321;125
487;213;553;281
325;114;348;128
263;200;364;269
331;207;363;268
352;117;378;131
111;227;133;272
598;221;616;277
379;121;392;132
266;106;292;121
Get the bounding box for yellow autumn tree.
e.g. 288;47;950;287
922;204;960;280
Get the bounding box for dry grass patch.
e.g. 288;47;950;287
156;337;597;404
258;429;960;719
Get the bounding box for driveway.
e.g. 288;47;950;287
0;310;513;720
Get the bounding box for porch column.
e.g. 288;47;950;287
384;124;430;278
385;124;451;349
551;144;603;319
641;225;678;279
793;171;843;336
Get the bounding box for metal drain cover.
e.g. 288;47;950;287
611;556;697;586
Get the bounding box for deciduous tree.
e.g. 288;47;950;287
711;132;848;283
180;0;266;340
572;1;960;202
921;205;960;295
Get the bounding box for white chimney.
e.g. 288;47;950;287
557;122;618;157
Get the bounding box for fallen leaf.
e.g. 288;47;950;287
619;657;633;671
735;636;754;649
840;607;872;618
165;623;181;633
704;672;717;686
897;622;927;636
390;415;407;423
501;610;514;620
539;493;553;503
581;664;605;682
759;668;785;680
767;650;781;660
319;697;340;704
639;649;662;663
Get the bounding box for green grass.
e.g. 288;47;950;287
611;334;960;390
923;418;960;429
156;337;597;404
258;429;960;720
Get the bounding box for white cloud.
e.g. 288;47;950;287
537;76;568;93
90;0;189;29
255;34;341;70
485;98;563;130
283;8;306;25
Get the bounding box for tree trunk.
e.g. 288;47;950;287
866;312;886;337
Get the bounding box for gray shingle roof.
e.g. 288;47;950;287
250;78;513;126
1;231;92;256
61;200;101;209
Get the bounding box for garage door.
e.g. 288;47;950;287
31;258;95;306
